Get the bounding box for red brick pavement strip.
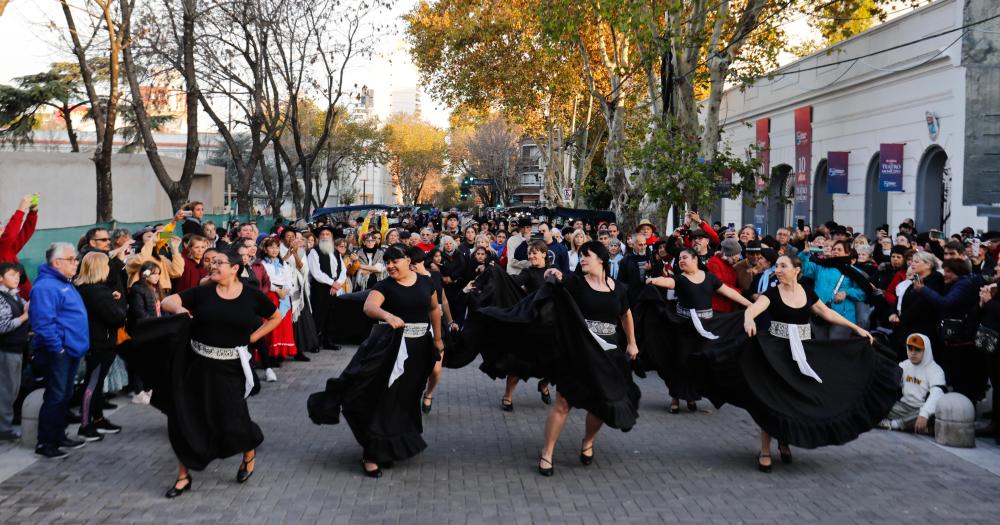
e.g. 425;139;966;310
1;346;999;524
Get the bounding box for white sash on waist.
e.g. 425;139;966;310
689;309;718;340
787;326;822;383
387;323;430;388
237;347;254;398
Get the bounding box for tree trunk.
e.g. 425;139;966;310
94;155;114;223
60;102;80;152
122;0;198;212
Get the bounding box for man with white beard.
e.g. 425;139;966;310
307;225;347;349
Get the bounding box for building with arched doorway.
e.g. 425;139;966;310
716;0;999;236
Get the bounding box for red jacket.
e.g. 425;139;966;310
883;270;907;308
705;254;740;313
174;257;208;293
0;209;38;300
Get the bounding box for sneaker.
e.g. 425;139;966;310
131;392;145;404
139;391;152;405
0;430;20;442
889;419;902;430
94;419;122;434
77;426;104;442
877;419;892;430
58;435;87;449
35;444;68;459
265;368;277;382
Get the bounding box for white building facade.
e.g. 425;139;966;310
716;0;999;236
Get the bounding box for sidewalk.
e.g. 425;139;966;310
2;347;1000;523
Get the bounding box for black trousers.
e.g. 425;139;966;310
987;351;1000;438
81;350;114;427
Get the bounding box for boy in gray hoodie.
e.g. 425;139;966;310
878;333;946;434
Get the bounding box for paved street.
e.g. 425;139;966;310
1;346;1000;524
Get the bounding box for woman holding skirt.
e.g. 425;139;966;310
307;245;444;477
537;241;640;476
736;254;897;472
160;249;283;497
643;249;751;413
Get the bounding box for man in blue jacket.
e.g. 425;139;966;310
30;242;90;459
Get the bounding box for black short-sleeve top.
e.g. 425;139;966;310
562;273;629;324
674;272;722;311
764;285;818;325
178;284;276;347
373;274;435;324
429;271;444;305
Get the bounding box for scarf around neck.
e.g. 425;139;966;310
812;255;873;295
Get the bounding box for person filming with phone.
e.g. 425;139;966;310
888;252;944;361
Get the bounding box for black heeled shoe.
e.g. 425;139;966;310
501;397;514;412
538;382;552;405
687;401;697;412
361;459;382;478
237;452;255;483
165;474;193;498
669;400;680;414
422;394;433;414
778;444;793;464
538;456;554;477
757;453;772;473
580;443;594;466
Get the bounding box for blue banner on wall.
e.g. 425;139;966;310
879;143;904;192
827;151;849;194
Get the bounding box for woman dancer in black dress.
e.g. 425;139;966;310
644;249;751;413
740;255;893;472
159;249;283;497
539;241;639;476
408;246;458;414
308;246;444;477
486;239;552;410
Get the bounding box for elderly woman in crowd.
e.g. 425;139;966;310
890;251;945;360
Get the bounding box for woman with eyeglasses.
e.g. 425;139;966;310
159;249;283;498
308;245;444;478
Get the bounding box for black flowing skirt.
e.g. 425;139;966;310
307;325;437;463
168;354;263;470
327;291;376;345
293;299;321;354
633;286;740;402
118;315;263;470
465;280;640;431
445;266;529;370
695;315;902;449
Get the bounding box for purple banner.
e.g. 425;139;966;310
879;143;904;192
827;151;849;194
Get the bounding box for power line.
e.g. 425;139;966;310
763;11;1000;79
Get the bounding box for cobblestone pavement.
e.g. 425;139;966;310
2;346;1000;524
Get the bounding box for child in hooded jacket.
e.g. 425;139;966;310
879;333;946;434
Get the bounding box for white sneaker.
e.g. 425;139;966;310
265;368;277;382
131;392;145;405
139;391;152;405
